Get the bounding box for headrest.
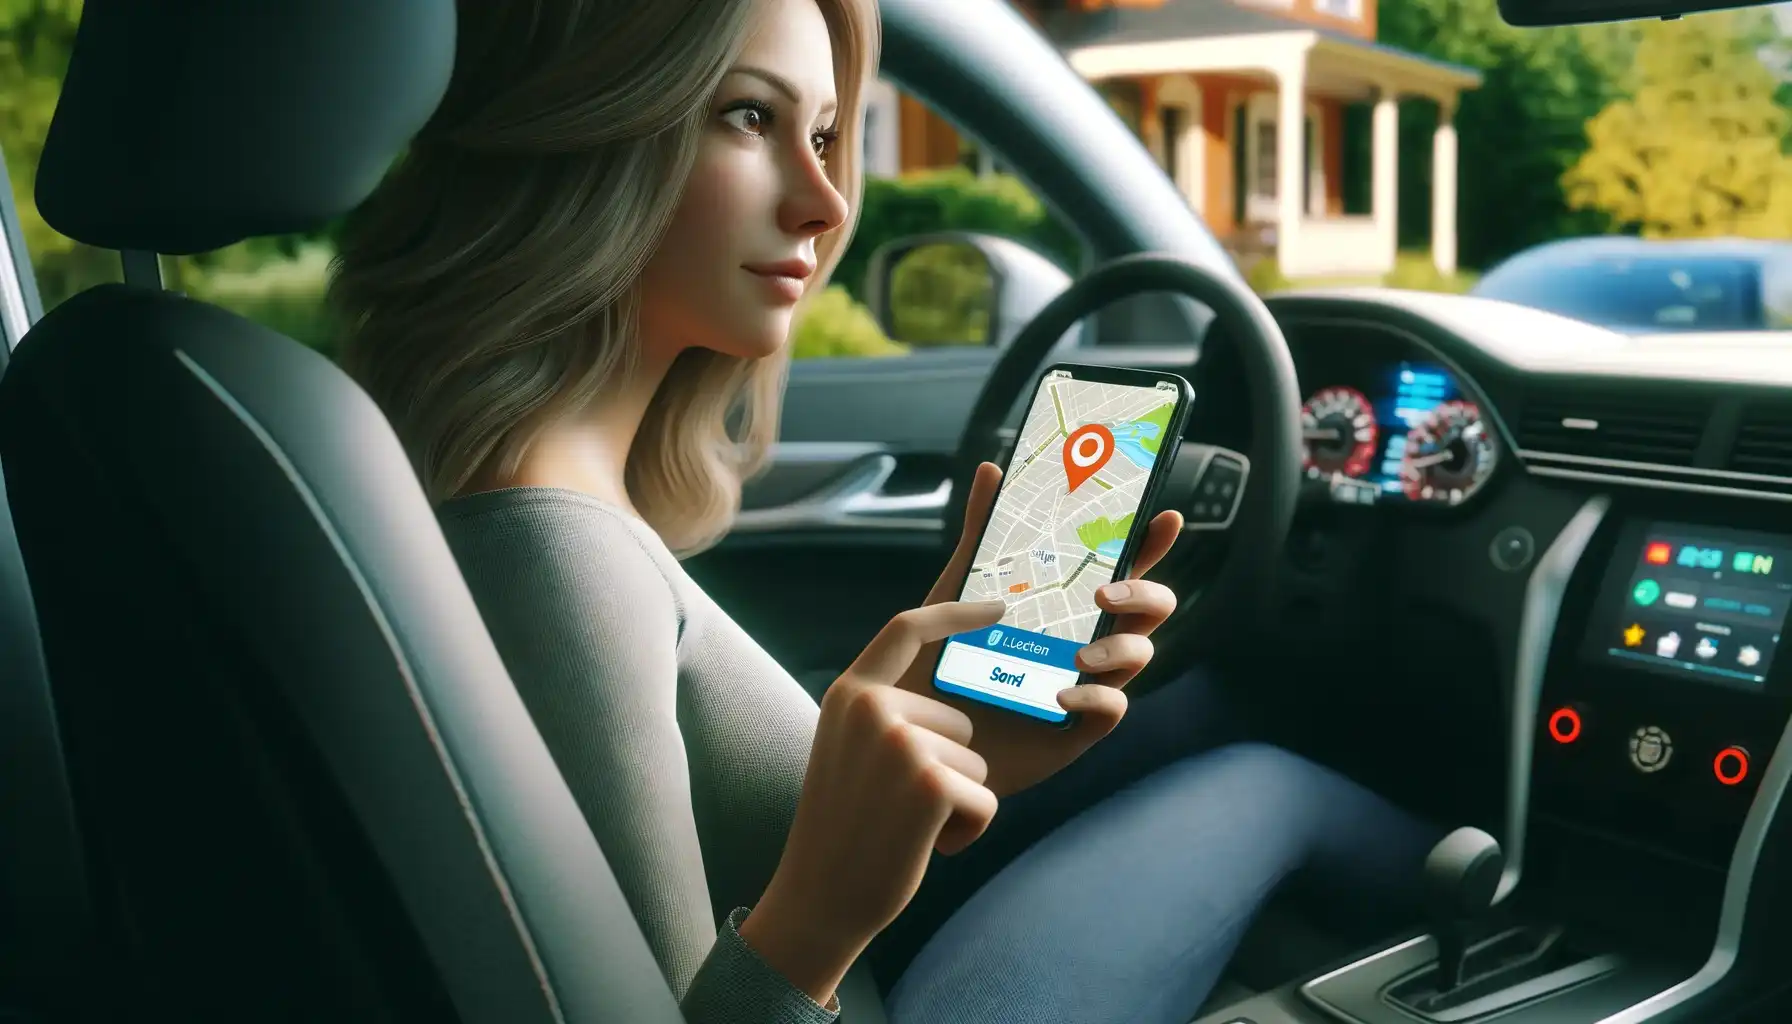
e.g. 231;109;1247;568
36;0;456;255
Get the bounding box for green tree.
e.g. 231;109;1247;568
0;0;120;306
1378;0;1635;268
0;0;342;310
1563;10;1792;238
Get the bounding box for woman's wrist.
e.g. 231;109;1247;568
737;881;868;1008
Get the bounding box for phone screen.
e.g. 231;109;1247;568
933;367;1187;724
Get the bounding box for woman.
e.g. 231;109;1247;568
331;0;1439;1021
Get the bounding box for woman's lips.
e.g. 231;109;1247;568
744;261;814;305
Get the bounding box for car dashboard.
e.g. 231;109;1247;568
1287;322;1499;509
1205;286;1792;1024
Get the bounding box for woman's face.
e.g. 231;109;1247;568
636;0;849;364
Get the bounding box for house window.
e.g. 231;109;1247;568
1313;0;1361;17
1242;93;1327;224
1253;119;1278;201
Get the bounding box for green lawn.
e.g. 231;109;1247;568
1247;251;1480;296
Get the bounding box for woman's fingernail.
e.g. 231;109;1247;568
1103;582;1131;601
1081;646;1109;668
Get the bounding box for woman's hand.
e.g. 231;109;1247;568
896;461;1183;798
743;599;1007;1007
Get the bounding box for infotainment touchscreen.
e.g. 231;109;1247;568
1585;522;1792;690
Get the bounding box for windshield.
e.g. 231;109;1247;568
3;3;1792;347
1474;253;1769;332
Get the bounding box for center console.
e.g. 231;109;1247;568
1194;491;1792;1024
1533;517;1792;869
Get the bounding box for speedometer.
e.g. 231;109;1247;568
1301;386;1379;479
1400;400;1497;505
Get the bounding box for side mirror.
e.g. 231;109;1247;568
865;232;1073;349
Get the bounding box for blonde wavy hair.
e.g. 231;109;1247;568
332;0;879;554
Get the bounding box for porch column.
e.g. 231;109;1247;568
1371;85;1399;274
1275;57;1306;276
1432;96;1459;276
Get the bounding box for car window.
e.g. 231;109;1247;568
8;4;1792;348
0;12;1080;367
1475;253;1771;333
809;77;1080;359
1;4;115;317
1;4;335;351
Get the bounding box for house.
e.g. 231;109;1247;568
864;0;1483;279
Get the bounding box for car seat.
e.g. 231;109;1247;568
0;458;90;1024
0;138;91;1024
0;1;689;1020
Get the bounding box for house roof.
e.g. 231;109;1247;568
1037;0;1484;85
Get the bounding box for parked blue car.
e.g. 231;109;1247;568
1470;236;1792;333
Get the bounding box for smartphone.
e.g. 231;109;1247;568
932;362;1194;726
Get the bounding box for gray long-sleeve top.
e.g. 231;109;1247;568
439;487;841;1023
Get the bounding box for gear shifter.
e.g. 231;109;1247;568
1308;827;1624;1024
1423;826;1504;992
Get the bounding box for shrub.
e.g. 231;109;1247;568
790;285;909;359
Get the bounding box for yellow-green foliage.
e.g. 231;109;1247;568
790;285;909;359
1564;10;1792;239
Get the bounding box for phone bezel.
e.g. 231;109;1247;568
931;361;1195;728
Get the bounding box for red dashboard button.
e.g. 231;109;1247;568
1715;746;1750;786
1548;706;1582;744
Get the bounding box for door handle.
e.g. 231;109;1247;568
731;454;950;534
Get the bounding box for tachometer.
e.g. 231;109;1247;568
1400;400;1497;505
1301;386;1380;479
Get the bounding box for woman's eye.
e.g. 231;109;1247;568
721;104;769;135
811;129;839;166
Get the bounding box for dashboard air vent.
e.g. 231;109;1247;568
1515;390;1709;466
1727;405;1792;479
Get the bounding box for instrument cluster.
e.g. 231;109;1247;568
1298;358;1499;508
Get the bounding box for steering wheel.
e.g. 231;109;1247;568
947;253;1305;662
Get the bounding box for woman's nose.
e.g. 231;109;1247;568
780;147;849;239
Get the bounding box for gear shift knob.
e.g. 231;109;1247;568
1423;826;1503;992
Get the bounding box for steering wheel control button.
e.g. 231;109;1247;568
1547;706;1582;745
1188;453;1247;528
1489;526;1536;572
1629;726;1673;774
1715;746;1750;786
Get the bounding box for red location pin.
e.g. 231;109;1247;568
1063;423;1115;492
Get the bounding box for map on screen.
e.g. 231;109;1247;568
957;371;1178;645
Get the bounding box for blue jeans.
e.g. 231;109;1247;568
877;668;1441;1024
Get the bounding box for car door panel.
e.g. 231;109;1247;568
778;348;999;447
738;441;887;511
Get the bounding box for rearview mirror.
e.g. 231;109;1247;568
865;232;1072;349
1496;0;1759;26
